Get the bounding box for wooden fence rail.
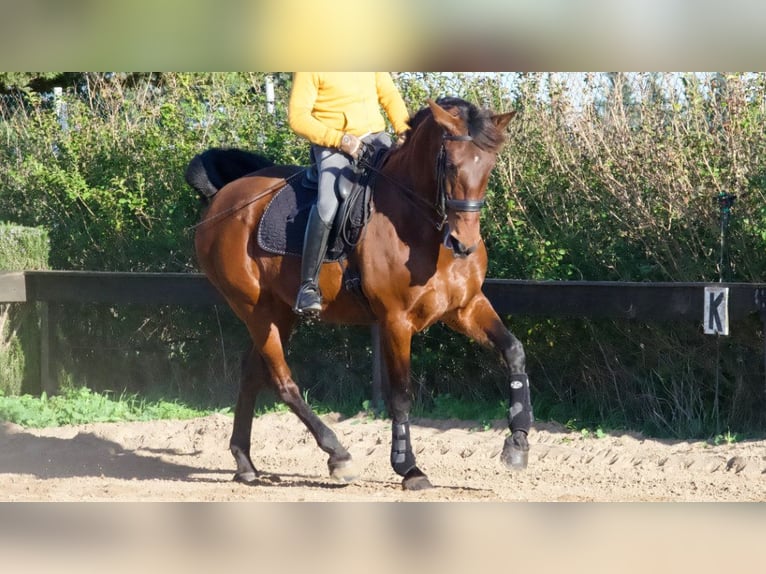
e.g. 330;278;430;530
2;271;766;396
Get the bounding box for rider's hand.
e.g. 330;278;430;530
339;133;363;159
396;132;407;146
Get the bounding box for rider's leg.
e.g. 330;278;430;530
293;146;345;315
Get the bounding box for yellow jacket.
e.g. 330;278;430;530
288;72;410;148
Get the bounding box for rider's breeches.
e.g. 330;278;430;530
311;131;392;224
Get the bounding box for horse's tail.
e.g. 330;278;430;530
185;147;275;202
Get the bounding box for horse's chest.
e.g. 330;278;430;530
408;268;479;328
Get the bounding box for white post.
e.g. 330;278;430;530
265;75;275;114
52;86;68;132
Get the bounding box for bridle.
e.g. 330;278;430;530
435;133;486;226
360;130;488;233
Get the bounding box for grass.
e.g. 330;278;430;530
2;387;757;446
417;392;507;422
0;387;222;428
7;385;746;445
0;386;511;431
713;429;742;445
2;384;760;449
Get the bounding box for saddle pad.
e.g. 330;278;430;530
256;174;367;262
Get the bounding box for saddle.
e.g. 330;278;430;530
256;144;388;262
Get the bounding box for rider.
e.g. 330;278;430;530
288;72;410;315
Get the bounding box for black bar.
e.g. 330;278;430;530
1;272;763;322
482;279;766;321
2;272;764;398
24;271;225;306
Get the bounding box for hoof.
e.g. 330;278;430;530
231;446;259;484
402;468;433;491
329;458;359;483
233;471;259;484
500;432;529;471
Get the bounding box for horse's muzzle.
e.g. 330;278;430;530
443;229;478;258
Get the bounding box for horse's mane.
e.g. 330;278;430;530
405;97;506;153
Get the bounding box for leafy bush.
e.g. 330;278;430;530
477;73;766;436
0;73;300;400
0;223;49;395
0;224;49;271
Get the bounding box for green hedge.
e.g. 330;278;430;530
0;223;49;271
0;223;49;395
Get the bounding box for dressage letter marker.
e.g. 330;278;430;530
704;286;729;336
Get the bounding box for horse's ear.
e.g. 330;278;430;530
428;99;463;135
491;110;516;131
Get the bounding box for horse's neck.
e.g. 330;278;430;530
372;146;442;244
381;139;438;201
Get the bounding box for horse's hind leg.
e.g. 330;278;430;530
230;347;267;483
253;307;358;483
279;386;358;482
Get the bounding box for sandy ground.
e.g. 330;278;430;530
1;411;765;501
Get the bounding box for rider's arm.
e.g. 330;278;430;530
375;72;410;137
288;72;345;149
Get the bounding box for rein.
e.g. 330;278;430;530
358;151;447;230
187;170;304;232
359;132;486;232
192;127;489;235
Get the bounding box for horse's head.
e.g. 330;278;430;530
417;97;515;258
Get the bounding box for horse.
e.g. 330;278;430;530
187;97;532;491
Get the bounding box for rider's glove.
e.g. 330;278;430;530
339;133;363;159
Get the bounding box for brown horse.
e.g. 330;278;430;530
187;97;532;490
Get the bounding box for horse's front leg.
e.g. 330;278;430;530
379;321;433;490
444;295;532;470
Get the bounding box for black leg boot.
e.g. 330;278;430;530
294;205;332;315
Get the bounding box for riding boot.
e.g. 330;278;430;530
294;205;332;315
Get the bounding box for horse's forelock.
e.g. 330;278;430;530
406;97;506;153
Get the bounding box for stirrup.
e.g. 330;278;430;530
294;282;322;315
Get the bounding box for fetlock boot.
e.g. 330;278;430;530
294;205;332;315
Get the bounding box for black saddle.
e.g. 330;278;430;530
256;144;388;262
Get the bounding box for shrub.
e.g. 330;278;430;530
0;223;49;395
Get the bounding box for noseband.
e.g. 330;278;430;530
435;133;486;227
